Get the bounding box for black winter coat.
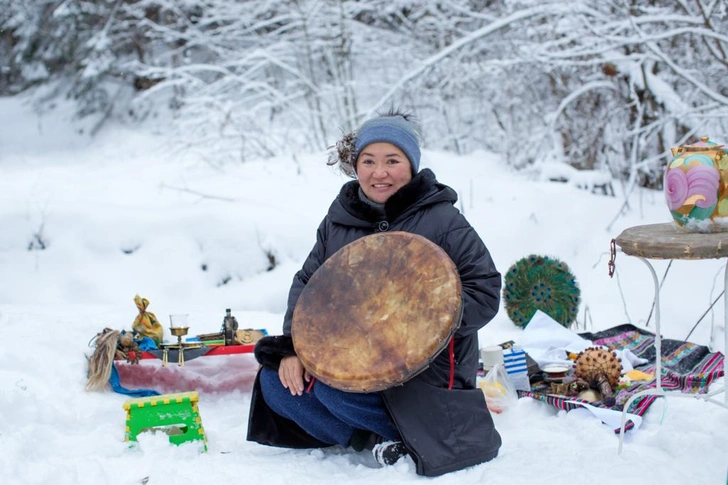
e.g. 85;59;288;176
247;169;502;476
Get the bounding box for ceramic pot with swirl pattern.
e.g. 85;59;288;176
664;137;728;232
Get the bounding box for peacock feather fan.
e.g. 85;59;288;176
503;254;580;328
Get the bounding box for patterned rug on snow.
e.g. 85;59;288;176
519;323;725;432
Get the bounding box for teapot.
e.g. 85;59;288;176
664;136;728;231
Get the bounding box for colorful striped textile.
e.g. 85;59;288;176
519;324;725;433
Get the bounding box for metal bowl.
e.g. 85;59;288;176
169;326;190;337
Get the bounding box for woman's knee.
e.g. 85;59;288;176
313;381;384;410
259;367;280;390
312;381;348;407
259;368;289;409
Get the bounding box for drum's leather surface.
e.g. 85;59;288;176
292;232;462;392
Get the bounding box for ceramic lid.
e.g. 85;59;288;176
679;136;725;152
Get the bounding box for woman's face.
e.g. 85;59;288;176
356;142;413;204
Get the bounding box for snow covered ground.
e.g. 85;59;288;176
0;94;726;484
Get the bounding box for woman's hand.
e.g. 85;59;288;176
278;355;311;396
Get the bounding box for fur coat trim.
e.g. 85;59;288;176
254;335;296;370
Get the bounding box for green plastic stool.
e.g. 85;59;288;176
123;391;207;451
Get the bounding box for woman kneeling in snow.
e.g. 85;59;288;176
246;110;502;477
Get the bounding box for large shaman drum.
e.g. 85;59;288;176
291;231;462;392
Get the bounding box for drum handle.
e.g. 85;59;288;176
448;338;455;390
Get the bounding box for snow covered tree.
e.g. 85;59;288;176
2;0;726;187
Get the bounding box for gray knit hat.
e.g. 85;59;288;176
327;111;421;178
354;115;421;173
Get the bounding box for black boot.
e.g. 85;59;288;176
372;440;408;466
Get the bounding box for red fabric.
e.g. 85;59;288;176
448;338;455;390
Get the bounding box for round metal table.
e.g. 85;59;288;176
613;223;728;453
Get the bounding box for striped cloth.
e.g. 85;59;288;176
503;346;530;391
503;347;528;374
519;323;725;433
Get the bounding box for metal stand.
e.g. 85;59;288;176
617;256;728;454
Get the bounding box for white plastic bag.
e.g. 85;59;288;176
477;363;518;413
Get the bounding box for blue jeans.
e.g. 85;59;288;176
259;367;400;446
